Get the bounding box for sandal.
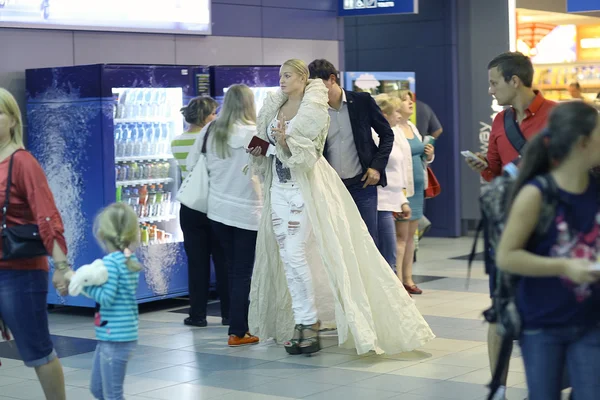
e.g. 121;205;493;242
284;324;303;355
299;321;321;355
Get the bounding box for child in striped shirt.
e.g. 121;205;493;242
77;203;142;400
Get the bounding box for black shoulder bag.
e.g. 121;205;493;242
503;108;527;159
1;149;49;260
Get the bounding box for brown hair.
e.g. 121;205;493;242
180;96;218;126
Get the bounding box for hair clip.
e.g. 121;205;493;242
123;248;132;258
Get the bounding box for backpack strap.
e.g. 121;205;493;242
503;109;527;155
530;174;562;246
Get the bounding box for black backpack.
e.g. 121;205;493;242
468;173;559;400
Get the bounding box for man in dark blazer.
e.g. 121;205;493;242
308;59;394;243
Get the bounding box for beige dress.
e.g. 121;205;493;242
248;79;435;355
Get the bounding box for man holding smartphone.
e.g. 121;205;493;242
465;52;555;400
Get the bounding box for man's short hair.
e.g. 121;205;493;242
487;52;534;88
569;82;581;90
308;59;339;83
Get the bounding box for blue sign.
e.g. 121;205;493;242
339;0;418;17
567;0;600;12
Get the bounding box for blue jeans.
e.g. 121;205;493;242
90;341;136;400
0;269;57;367
377;211;397;271
346;183;378;243
520;324;600;400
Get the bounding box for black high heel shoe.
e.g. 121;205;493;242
300;321;321;355
284;324;303;355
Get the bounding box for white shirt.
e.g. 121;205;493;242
186;121;263;231
372;127;410;212
267;116;297;189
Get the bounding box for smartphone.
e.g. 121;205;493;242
461;150;488;168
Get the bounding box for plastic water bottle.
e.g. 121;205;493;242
158;90;168;118
114;125;124;157
121;188;131;205
143;89;153;117
124;125;134;157
150;90;160;117
130;188;140;217
148;124;158;156
135;89;145;119
141;124;151;156
133;124;143;157
156;124;165;155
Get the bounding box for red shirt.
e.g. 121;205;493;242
481;92;556;182
0;150;67;271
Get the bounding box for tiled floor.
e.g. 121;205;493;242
0;238;562;399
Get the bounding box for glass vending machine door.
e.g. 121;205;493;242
112;87;184;247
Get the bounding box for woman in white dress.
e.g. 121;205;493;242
247;59;434;356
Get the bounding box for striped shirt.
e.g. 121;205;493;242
171;131;202;179
84;252;140;342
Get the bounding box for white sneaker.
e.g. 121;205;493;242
491;385;507;400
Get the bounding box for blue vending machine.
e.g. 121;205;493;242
210;65;281;111
26;64;209;307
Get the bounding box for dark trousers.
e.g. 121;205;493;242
346;183;379;243
210;220;258;338
180;205;229;321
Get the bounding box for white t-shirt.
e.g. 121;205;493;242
267;116;297;189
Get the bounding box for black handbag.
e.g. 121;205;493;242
1;149;48;260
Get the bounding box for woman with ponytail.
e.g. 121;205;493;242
172;96;230;328
73;202;142;400
496;101;600;400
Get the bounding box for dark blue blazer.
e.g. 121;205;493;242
325;90;394;187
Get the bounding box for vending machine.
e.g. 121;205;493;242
210;65;281;111
26;64;205;307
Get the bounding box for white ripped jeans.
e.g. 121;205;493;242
271;184;318;326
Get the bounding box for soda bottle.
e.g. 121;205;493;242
147;185;157;217
140;225;149;246
139;185;148;218
130;188;140;217
156;184;164;216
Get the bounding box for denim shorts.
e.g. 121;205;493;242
0;269;57;367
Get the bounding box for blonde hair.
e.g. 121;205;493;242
94;203;142;272
395;89;414;102
281;59;309;85
374;93;401;116
212;84;256;159
0;88;24;148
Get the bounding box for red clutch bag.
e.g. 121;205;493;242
248;136;270;156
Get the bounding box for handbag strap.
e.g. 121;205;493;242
201;123;213;155
503;108;527;154
2;149;25;229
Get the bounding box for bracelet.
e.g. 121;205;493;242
55;261;71;271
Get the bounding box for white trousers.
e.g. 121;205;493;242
271;185;318;325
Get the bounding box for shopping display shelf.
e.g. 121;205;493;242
115;155;174;162
115;117;173;124
117;178;174;187
139;214;177;223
